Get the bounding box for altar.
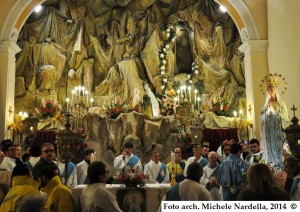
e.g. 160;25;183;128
72;184;170;212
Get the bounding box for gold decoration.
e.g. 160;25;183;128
260;73;288;96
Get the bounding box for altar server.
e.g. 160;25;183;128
76;148;94;184
144;151;169;183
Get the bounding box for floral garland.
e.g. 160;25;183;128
158;25;176;91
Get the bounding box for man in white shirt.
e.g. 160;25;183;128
0;141;16;171
200;151;221;200
76;148;94;184
114;141;142;174
144;151;169;183
27;144;41;171
80;161;122;212
184;145;208;177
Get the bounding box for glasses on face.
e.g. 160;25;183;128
43;149;54;154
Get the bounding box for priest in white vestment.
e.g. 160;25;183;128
114;141;143;174
200;151;221;200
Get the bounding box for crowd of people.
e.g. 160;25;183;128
0;135;300;211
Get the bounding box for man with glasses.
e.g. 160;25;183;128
167;147;186;183
0;140;16;171
33;143;58;181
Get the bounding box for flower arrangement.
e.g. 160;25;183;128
177;124;193;151
74;126;88;157
157;89;178;116
112;165;147;187
36;99;61;119
211;92;233;117
105;96;126;119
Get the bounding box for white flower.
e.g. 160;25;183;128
162;60;166;64
160;53;165;58
195;70;199;75
167;33;170;38
163;48;167;52
189;80;193;83
165;44;170;49
187;75;191;79
161;71;165;75
129;173;135;180
161;66;165;70
167;28;171;32
161;85;165;90
172;37;176;42
163;78;168;82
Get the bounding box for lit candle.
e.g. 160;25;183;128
174;97;178;114
66;98;70;112
171;151;175;169
85;90;89;106
194;89;198;105
177;89;180;103
183;85;187;99
180;85;184;99
30;126;33;132
188;86;191;102
197;97;201;111
90;98;94;108
233;110;237;117
71;90;75;107
239;109;243;116
239;109;243;122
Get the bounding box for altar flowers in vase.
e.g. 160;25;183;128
211;92;233;117
35;98;61;120
112;165;147;187
105;96;126;119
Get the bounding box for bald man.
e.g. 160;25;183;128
200;151;221;200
